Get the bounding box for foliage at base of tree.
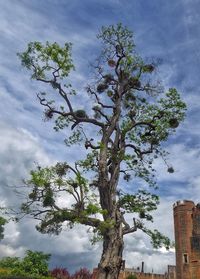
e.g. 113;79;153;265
0;250;51;279
0;253;92;279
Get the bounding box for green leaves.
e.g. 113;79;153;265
0;256;21;269
43;188;54;207
20;163;104;235
17;41;74;80
85;203;102;215
78;150;99;172
0;216;7;240
64;129;84;146
21;250;50;276
144;229;171;250
0;250;51;278
119;190;159;222
98;23;135;57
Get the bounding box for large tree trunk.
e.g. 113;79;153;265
97;222;124;279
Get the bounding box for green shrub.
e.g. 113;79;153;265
0;257;21;269
0;250;51;278
20;250;51;276
0;276;52;279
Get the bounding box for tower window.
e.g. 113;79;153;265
183;253;189;264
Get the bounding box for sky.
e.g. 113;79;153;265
0;0;200;274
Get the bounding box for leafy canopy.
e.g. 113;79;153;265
17;23;186;249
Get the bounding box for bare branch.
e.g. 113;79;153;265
87;86;114;109
125;143;154;157
123;218;137;235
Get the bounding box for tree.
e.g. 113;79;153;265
17;24;186;279
20;250;51;276
0;216;7;240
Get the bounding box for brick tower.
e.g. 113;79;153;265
190;203;200;278
173;200;194;279
173;200;200;279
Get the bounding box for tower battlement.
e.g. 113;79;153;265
173;200;194;209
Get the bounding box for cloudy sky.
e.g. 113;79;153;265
0;0;200;274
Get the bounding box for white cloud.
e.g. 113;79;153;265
150;143;200;185
0;122;99;265
123;197;176;273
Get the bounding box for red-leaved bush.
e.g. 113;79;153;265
71;268;92;279
50;267;92;279
51;267;70;279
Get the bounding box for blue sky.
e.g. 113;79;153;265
0;0;200;274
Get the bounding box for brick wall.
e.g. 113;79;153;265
167;265;176;279
92;268;167;279
123;270;167;279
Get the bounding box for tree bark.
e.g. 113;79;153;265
97;212;124;279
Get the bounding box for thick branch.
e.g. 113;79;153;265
40;209;102;228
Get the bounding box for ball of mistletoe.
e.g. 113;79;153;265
104;74;113;83
92;104;101;111
167;166;174;173
169;118;179;128
128;77;141;88
143;64;155;73
75;110;88;118
97;83;109;93
72;182;78;188
116;44;123;54
108;59;116;67
55;162;68;177
123;173;131;182
128;109;136;119
125;92;136;102
43;189;54;207
29;191;37;201
45;109;54;120
121;71;130;80
139;211;146;219
107;90;113;97
150;137;159;145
